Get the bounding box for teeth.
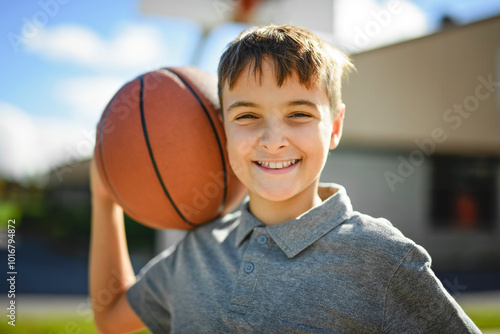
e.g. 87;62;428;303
257;159;297;169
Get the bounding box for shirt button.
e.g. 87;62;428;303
257;235;268;244
244;262;254;273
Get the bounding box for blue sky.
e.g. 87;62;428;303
1;1;201;119
0;0;205;182
1;0;499;182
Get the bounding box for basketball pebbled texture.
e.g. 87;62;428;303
94;66;247;229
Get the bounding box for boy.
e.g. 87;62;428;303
89;24;480;333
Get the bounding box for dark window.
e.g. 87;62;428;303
430;155;497;231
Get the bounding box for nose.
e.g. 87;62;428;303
258;117;288;153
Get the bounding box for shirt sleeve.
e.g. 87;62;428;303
383;244;481;334
126;249;174;334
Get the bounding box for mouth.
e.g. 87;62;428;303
254;159;300;169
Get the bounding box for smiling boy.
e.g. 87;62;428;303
89;25;480;333
222;59;342;226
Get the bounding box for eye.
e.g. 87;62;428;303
235;114;257;120
289;112;312;118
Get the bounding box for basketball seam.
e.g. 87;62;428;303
164;67;228;217
97;85;142;222
138;75;197;228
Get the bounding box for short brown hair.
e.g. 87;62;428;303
217;24;354;115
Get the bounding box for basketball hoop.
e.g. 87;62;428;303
233;0;263;23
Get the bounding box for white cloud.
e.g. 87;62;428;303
25;23;167;71
0;102;95;182
53;75;128;125
333;0;429;53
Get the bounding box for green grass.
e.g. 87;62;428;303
0;314;151;334
462;305;500;330
0;306;497;333
0;201;22;229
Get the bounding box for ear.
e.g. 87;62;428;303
329;104;345;150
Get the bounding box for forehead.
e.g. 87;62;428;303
222;60;327;102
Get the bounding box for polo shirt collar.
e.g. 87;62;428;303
234;201;264;247
235;183;353;258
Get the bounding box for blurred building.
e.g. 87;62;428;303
323;15;500;271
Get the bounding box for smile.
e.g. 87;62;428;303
255;159;299;169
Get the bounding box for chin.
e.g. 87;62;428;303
253;185;299;202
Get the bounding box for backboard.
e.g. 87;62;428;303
140;0;334;34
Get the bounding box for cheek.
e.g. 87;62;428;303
227;127;255;157
296;123;332;152
225;127;255;175
318;121;334;149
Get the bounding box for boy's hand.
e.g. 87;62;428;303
89;155;146;333
89;157;112;202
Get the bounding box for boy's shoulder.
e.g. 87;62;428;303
322;209;426;267
340;210;411;245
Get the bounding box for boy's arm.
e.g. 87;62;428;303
383;244;481;333
89;158;146;334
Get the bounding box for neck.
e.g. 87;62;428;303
248;180;324;226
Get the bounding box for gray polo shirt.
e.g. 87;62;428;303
127;183;480;333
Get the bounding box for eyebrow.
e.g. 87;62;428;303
226;101;259;113
286;99;320;110
226;99;320;113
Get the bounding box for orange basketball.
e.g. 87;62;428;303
94;66;247;229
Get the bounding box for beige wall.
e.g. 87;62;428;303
342;16;500;156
